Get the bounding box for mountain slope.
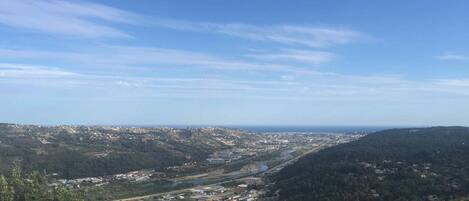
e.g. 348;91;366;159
0;124;260;179
271;127;469;201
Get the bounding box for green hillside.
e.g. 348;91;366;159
272;127;469;201
0;124;258;179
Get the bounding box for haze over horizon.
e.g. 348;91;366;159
0;122;428;129
2;0;469;126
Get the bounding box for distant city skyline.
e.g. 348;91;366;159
1;0;469;126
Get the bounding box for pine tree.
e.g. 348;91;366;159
2;164;83;201
53;185;83;201
0;175;13;201
24;171;50;201
9;164;24;201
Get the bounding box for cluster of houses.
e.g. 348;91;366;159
54;169;160;188
154;183;263;201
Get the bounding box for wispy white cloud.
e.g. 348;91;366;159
246;49;336;64
0;0;140;38
0;62;302;99
3;61;469;101
0;63;77;78
436;52;469;61
4;46;469;100
0;0;370;50
151;18;368;48
0;46;312;73
434;78;469;87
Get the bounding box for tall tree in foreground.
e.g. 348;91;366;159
24;171;50;201
54;185;83;201
0;165;83;201
0;175;14;201
9;164;24;201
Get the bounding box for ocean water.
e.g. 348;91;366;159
229;126;396;133
126;125;399;134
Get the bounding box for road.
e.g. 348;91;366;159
261;143;325;175
114;144;325;201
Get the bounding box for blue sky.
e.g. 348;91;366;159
1;0;469;126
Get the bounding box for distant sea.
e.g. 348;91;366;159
230;126;396;133
112;124;409;134
154;125;399;134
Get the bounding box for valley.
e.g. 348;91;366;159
0;123;363;200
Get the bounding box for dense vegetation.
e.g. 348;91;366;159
0;164;82;201
0;124;257;179
272;127;469;201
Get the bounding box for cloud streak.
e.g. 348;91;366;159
151;18;368;48
246;49;336;64
0;46;316;73
436;52;469;61
0;63;77;78
0;0;464;102
0;0;368;48
0;0;140;38
2;62;469;101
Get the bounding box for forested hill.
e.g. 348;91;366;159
271;127;469;201
0;124;261;179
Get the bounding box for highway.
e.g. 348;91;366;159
114;144;325;201
261;143;325;175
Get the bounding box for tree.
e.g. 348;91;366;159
9;164;24;201
24;171;50;201
0;165;83;201
53;185;83;201
0;175;13;201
